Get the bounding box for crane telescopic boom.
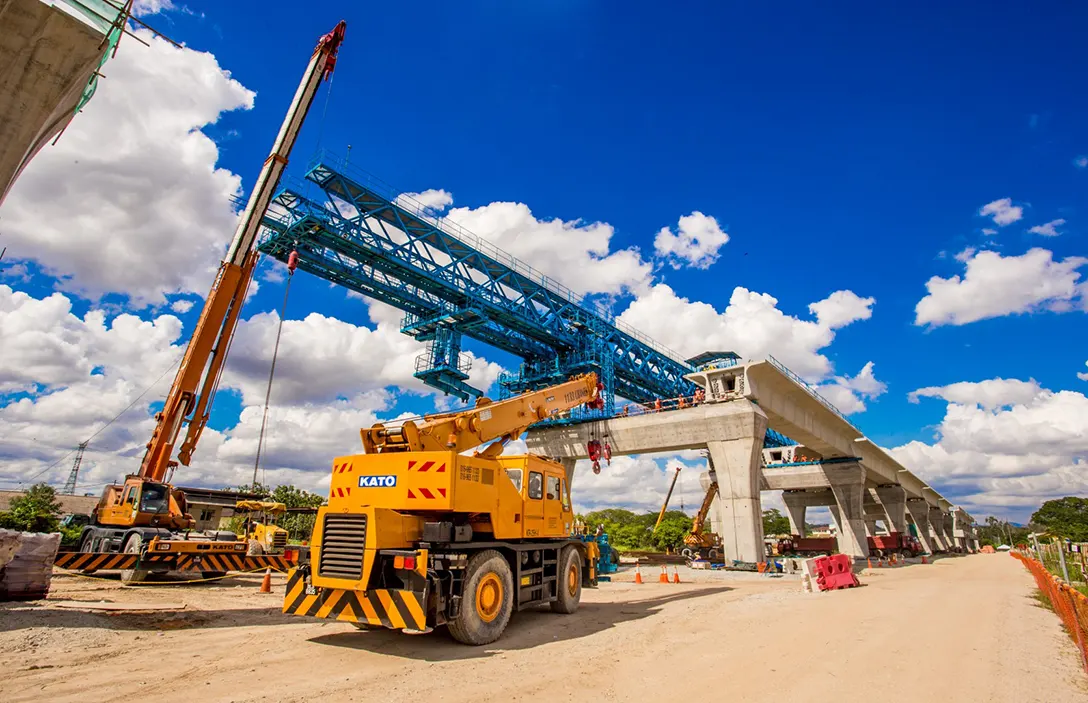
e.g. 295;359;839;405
653;465;681;533
361;374;601;457
138;21;346;482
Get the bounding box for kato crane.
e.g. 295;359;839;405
57;21;347;584
283;374;604;645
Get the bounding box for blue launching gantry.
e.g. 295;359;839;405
256;152;790;446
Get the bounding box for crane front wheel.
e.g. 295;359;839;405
448;550;513;645
120;533;148;584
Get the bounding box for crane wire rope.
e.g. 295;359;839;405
252;267;294;487
16;352;183;487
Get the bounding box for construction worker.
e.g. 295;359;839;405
654;398;662;412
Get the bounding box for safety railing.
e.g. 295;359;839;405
1012;551;1088;672
304;149;689;366
612;392;706;418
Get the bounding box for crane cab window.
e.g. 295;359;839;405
505;468;523;492
122;486;136;505
140;483;169;513
546;476;560;501
560;478;570;510
527;471;543;500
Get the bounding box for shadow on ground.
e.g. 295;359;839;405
309;584;732;660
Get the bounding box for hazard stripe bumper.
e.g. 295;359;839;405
282;567;427;630
54;552;294;573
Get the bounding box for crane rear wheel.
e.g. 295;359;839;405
550;546;582;614
447;550;513;645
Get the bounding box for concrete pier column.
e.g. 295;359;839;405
873;485;907;534
929;508;949;552
864;519;880;537
828;479;870;559
707;434;767;564
782;492;808;535
558;458;577;485
905;499;935;554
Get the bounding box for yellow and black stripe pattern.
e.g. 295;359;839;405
54;551;293;573
53;552;139;571
282;568;427;630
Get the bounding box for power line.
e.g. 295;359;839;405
14;353;182;487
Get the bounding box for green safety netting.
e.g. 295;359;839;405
43;0;129;114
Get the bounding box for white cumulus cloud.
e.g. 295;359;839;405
0;29;253;306
1078;362;1088;382
1028;218;1066;237
978;198;1024;226
1074;156;1088;169
618;284;875;385
443;200;653;297
815;361;887;415
892;378;1088;519
914;248;1087;327
908;378;1043;410
653;211;729;269
808;290;876;330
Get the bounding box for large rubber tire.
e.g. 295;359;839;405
609;549;620;566
247;539;265;556
447;550;513;646
550;546;582;614
707;548;721;560
120;534;148;584
78;532;99;574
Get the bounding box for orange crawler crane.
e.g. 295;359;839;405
55;21;347;584
283;374;604;645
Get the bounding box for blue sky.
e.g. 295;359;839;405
1;2;1085;519
160;1;1088;438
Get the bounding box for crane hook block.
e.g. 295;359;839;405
287;250;299;273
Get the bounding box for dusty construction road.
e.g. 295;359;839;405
1;555;1084;702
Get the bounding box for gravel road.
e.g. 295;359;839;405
1;554;1083;702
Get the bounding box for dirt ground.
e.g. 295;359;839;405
1;554;1084;702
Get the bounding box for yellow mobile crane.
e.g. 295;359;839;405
283;374;604;645
682;458;723;561
55;21;346;583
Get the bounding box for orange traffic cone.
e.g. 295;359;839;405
867;558;873;569
634;560;643;584
259;568;272;594
659;565;669;583
921;555;928;564
672;566;681;584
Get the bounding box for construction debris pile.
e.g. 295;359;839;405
0;529;60;601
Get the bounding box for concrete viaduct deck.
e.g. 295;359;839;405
1;0;109;205
527;358;978;562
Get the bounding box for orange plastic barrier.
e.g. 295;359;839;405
1012;552;1088;672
